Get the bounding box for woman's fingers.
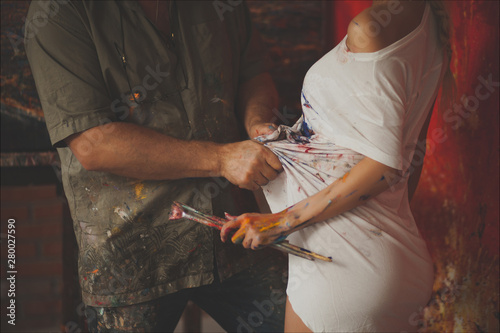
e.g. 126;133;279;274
221;213;284;248
221;215;255;245
220;219;241;242
241;232;262;250
231;222;249;244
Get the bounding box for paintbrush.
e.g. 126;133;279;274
169;201;333;262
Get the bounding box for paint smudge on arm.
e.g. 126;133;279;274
359;194;371;201
322;199;333;213
342;172;349;182
345;190;358;198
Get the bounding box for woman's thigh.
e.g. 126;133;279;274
284;297;311;333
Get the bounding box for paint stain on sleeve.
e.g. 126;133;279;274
135;183;147;200
114;207;132;222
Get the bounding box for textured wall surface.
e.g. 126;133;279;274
248;1;324;122
1;0;52;152
1;185;65;332
413;1;499;331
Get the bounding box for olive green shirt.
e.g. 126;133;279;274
26;0;273;307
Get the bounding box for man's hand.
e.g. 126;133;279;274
218;140;283;191
248;122;278;139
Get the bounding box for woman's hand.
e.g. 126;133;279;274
221;211;290;249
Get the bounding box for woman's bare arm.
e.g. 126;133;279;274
221;157;400;249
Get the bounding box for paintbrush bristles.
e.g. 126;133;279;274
169;202;184;220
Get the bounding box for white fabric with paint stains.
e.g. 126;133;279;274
261;4;444;332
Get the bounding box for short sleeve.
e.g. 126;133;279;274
338;93;405;170
306;54;407;171
25;1;116;147
236;3;271;83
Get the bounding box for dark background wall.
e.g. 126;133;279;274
1;1;51;153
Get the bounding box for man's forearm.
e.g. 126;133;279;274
237;73;279;138
66;121;283;189
67;122;222;180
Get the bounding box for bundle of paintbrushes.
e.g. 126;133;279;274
169;201;333;262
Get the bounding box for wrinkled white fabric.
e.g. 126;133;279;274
261;4;444;332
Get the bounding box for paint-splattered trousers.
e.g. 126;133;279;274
85;256;287;332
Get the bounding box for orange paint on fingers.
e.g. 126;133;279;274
229;213;286;243
231;229;246;243
230;218;250;243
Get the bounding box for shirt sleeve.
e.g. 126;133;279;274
236;2;272;83
25;1;117;147
339;93;405;170
315;55;408;171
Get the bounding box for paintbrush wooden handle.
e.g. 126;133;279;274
270;243;315;261
277;241;333;262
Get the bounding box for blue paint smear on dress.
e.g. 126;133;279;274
302;119;314;138
301;91;319;115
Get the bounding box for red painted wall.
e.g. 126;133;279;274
330;1;499;331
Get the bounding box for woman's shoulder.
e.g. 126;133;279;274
346;1;426;53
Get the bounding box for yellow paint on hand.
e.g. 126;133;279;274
231;217;250;243
231;216;283;243
259;221;282;232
